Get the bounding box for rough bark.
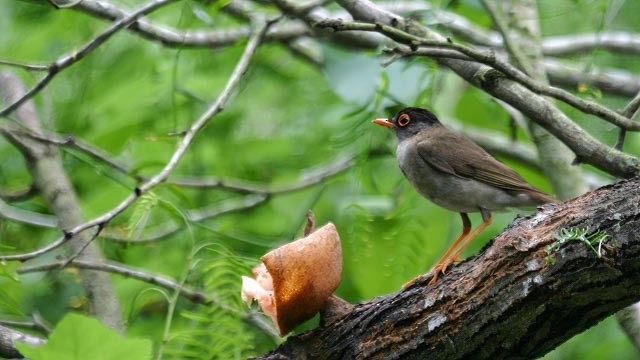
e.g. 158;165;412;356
258;176;640;359
0;72;123;330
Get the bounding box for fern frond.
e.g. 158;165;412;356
164;244;259;359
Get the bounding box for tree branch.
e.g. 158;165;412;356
484;0;588;199
320;1;640;178
259;176;640;359
0;72;124;330
0;324;45;359
542;31;640;56
316;19;640;132
18;260;212;305
0;198;58;228
0;0;179;117
0;18;271;263
544;59;640;98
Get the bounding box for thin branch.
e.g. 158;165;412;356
18;260;212;304
0;18;271;263
0;314;52;335
103;156;354;243
102;194;269;243
0;123;133;178
0;184;37;202
0;198;58;228
69;0;307;48
17;258;279;340
329;0;640;178
0;60;48;71
616;91;640;150
0;0;180;117
316;19;640;131
542;31;640;56
544;59;640;98
480;0;533;76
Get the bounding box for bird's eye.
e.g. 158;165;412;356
397;113;411;127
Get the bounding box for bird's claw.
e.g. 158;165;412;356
402;256;463;288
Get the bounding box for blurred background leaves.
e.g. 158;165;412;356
1;0;639;358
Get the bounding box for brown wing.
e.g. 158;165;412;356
416;128;553;198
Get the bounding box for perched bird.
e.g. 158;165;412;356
373;107;556;286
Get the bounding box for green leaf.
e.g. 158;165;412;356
16;313;152;360
0;261;19;282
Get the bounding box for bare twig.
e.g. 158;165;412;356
0;18;272;263
616;91;640;150
542;31;640;56
316;20;640;132
67;0;307;47
0;60;48;71
328;0;640;177
0;0;180;117
544;59;640;98
103;156;354;243
0;198;58;228
0;123;133;178
103;194;269;243
18;260;212;304
1;71;124;329
0;314;52;335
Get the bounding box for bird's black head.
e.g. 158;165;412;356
373;107;441;141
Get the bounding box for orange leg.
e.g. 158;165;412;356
446;209;493;271
402;213;471;289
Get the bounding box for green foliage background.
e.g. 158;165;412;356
1;0;640;358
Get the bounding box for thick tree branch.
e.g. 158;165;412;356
259;176;640;359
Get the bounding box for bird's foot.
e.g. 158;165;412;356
427;262;447;285
402;256;462;289
402;273;429;289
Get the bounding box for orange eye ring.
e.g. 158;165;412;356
397;113;411;127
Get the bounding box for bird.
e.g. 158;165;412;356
373;107;557;286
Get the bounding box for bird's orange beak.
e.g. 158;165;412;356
372;118;395;128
